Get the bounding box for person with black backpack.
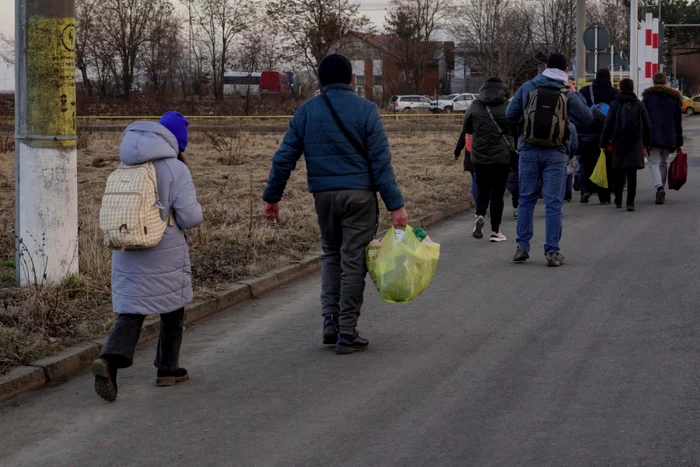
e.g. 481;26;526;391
262;54;408;354
578;69;620;205
599;78;652;211
506;53;593;267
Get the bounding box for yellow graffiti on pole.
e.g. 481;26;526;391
27;17;76;146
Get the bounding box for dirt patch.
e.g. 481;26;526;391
0;129;469;374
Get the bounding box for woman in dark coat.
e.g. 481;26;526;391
599;79;652;211
462;77;514;242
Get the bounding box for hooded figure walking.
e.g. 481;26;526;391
600;78;652;211
92;112;203;402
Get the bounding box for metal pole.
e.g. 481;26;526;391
14;0;78;285
594;24;599;73
630;0;639;86
576;0;586;86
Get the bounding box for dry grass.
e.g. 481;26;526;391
0;128;468;374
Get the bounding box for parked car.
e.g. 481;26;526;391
682;95;700;115
431;93;477;113
388;95;433;113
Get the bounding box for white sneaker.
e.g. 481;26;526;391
489;232;507;242
473;216;485;239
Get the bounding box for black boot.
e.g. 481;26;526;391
323;316;339;345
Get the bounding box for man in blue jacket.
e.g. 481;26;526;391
262;54;408;354
642;72;684;205
507;53;593;267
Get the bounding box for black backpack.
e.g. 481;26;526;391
616;101;642;142
522;84;570;147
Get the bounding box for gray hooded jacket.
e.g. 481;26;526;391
111;122;203;315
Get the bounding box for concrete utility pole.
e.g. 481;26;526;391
15;0;78;285
576;0;586;86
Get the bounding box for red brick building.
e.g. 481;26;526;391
336;32;443;103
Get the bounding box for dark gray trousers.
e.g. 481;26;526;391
314;190;378;335
100;307;185;371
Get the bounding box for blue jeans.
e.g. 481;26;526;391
516;150;567;255
469;170;479;203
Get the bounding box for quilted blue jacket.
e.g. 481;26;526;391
263;84;405;211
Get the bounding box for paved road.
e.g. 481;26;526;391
3;123;700;466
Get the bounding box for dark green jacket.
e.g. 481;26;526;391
462;82;514;165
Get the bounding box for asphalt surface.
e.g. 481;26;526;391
2;122;700;466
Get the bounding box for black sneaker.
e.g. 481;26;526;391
546;252;565;267
335;332;369;354
655;188;665;205
513;247;530;262
92;358;118;402
564;191;572;202
323;316;339;345
580;193;591;204
600;200;611;206
627;205;635;212
156;368;189;387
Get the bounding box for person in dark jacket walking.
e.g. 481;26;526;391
641;72;684;204
262;54;408;355
600;79;652;211
579;69;620;205
462;77;514;242
92;112;204;402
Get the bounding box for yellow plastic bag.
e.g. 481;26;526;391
590;150;608;189
366;225;440;304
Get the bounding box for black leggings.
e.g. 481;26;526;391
474;163;510;232
613;168;638;207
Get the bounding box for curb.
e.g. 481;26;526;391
0;202;471;404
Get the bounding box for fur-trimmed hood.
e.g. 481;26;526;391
642;85;683;102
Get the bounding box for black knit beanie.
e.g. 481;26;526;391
318;54;353;87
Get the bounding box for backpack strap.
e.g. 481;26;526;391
320;92;374;186
484;105;516;153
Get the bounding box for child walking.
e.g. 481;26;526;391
92;112;203;402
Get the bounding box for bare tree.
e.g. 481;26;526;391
534;0;577;61
195;0;252;99
449;0;535;87
588;0;630;57
267;0;372;76
75;0;97;96
94;0;169;99
0;34;14;67
143;6;184;97
385;0;452;93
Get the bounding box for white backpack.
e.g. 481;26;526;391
99;162;171;250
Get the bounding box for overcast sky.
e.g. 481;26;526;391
0;1;390;91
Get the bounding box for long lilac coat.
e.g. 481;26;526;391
111;122;203;315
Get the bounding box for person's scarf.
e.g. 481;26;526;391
542;68;569;85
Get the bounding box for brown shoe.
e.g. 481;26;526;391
156;368;189;387
92;358;118;402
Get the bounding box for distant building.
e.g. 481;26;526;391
335;32;446;101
